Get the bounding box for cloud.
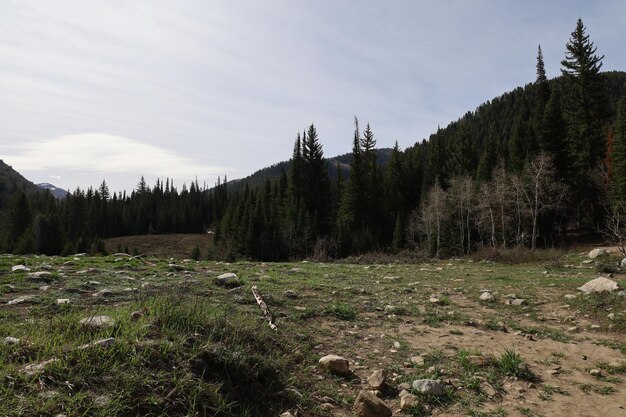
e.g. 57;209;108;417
2;133;229;180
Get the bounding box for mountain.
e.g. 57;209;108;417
226;148;393;190
0;159;39;211
37;183;69;199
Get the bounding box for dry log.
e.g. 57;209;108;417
251;285;277;331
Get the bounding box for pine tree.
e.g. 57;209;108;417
535;45;550;105
612;102;626;201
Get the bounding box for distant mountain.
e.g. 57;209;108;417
0;159;39;211
226;148;393;190
37;183;69;199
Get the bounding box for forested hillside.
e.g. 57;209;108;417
3;19;626;260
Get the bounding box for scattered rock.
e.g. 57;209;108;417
466;355;488;366
22;358;60;376
578;277;620;294
506;298;527;306
400;394;419;410
168;264;184;271
319;354;350;376
130;310;144;320
479;291;494;302
367;369;388;390
480;381;497;397
590;369;602;377
621;258;626;268
79;315;115;329
353;389;392;417
11;265;30;272
78;337;115;350
280;412;295;417
564;294;577;299
7;296;33;305
92;289;114;297
429;295;442;304
283;290;298;299
27;271;54;282
214;272;240;287
4;336;21;345
588;248;607;259
56;299;70;305
412;379;445;396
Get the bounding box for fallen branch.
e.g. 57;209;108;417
251;285;277;331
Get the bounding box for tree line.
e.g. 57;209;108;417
2;19;626;259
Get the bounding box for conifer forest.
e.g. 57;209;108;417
2;19;626;261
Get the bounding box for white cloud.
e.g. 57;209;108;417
2;133;229;179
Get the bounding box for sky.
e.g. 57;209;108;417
1;0;625;194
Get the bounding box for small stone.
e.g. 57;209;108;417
79;315;115;329
27;271;54;282
319;354;350;376
78;337;115;350
480;381;497;397
588;248;607;259
429;295;441;304
56;299;70;305
168;264;184;271
590;369;602;376
547;369;559;376
393;341;401;350
130;310;144;320
21;358;60;376
279;413;294;417
4;336;21;345
214;272;240;287
510;298;527;306
412;379;445;396
479;291;494;302
283;290;298;299
92;289;113;297
466;355;487;366
367;369;388;389
400;394;419;410
353;389;392;417
410;355;425;366
398;389;410;398
564;294;577;299
7;296;33;305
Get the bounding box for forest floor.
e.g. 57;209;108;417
0;250;625;417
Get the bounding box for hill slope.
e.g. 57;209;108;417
0;160;39;210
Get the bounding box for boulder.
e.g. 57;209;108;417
353;390;392;417
214;272;240;287
318;354;350;376
578;277;620;294
412;379;445;396
621;258;626;268
27;271;54;282
92;289;114;297
588;248;608;259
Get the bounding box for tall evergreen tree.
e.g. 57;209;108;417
611;102;626;201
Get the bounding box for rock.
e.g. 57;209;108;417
353;389;392;417
410;355;425;366
578;277;620;294
367;369;388;389
168;264;184;271
78;337;115;350
79;315;115;329
214;272;240;287
479;291;494;302
11;265;30;272
618;290;626;297
507;298;527;306
22;358;60;376
400;394;419;410
4;336;21;345
56;299;70;305
7;296;33;305
412;379;445;396
590;369;602;376
92;289;114;297
588;248;608;259
480;381;497;397
27;271;54;282
384;305;396;313
318;354;350;376
564;294;577;299
83;280;102;287
621;258;626;268
398;389;410;398
39;285;50;291
130;310;144;321
428;295;442;304
280;413;295;417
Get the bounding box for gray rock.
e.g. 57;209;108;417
283;290;298;299
22;358;60;376
479;291;494;302
588;248;608;259
507;298;527;306
214;272;240;287
578;277;620;294
7;296;34;305
353;389;392;417
3;336;21;345
412;379;445;396
27;271;54;282
168;264;184;271
78;337;116;350
56;298;70;305
620;258;626;268
318;354;350;376
11;265;30;272
92;289;114;297
79;315;115;329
